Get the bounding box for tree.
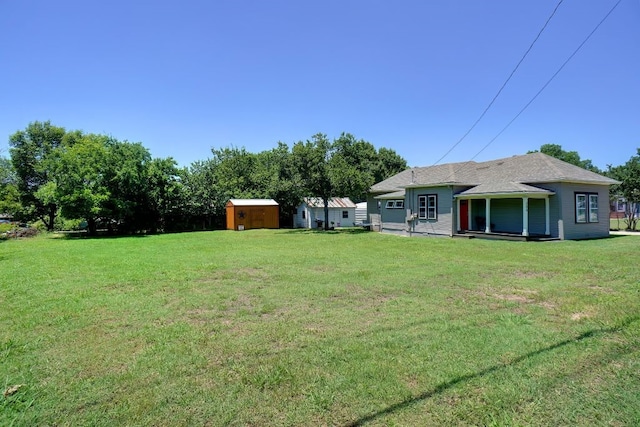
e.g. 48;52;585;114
329;133;377;203
254;142;304;226
102;140;155;232
607;149;640;230
146;157;186;232
9;121;67;229
50;134;111;234
0;157;21;217
374;147;408;184
292;133;385;229
529;144;601;173
292;134;334;229
182;160;220;229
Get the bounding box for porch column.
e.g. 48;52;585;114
522;196;529;237
545;197;550;235
485;198;491;233
468;200;472;231
456;198;461;232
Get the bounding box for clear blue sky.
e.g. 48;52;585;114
1;0;638;170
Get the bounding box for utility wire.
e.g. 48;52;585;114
464;0;623;163
432;0;565;166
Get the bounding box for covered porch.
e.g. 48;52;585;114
454;183;555;239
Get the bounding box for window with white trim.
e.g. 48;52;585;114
342;210;349;218
575;192;598;223
418;195;437;220
385;200;404;209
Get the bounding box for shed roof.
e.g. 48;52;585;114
303;197;356;208
227;199;279;206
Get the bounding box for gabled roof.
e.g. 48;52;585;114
458;182;554;197
228;199;279;206
370;152;618;195
303;197;356;208
374;190;406;199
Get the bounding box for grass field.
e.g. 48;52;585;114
610;217;640;231
1;230;639;426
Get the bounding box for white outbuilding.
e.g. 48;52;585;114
294;197;357;229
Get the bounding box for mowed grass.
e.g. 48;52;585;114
1;230;639;426
610;218;640;231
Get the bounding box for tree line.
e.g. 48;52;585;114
2;122;638;234
1;121;408;234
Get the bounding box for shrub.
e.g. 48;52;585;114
3;226;39;239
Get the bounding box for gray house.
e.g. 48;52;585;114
368;152;618;240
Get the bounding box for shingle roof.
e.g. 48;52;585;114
459;182;554;196
374;190;406;199
370;152;618;195
304;197;356;208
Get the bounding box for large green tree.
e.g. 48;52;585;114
50;134;111;234
292;133;389;229
530;143;601;173
182;160;220;229
254;142;304;225
607;149;640;230
9;121;67;229
0;157;21;217
292;134;334;229
146;157;186;232
374;147;408;184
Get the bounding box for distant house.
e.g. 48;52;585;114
610;196;639;219
355;202;367;224
368;152;619;240
226;199;279;230
294;197;356;229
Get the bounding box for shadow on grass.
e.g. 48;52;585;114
55;231;150;240
280;227;372;235
344;316;638;427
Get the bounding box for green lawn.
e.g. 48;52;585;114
1;230;639;426
610;217;640;231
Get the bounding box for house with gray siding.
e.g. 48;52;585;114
368;152;618;240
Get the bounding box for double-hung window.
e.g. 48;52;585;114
575;192;598;223
418;195;437;220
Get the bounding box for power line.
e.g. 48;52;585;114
432;0;565;166
465;0;623;163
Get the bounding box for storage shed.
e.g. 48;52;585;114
226;199;279;230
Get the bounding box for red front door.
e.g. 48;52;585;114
460;200;469;231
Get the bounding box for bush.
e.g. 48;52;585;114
1;225;39;239
0;223;14;235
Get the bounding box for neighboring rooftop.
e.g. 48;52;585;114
303;197;356;208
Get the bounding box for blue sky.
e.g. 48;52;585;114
1;0;638;170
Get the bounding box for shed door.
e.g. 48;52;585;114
251;208;264;228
